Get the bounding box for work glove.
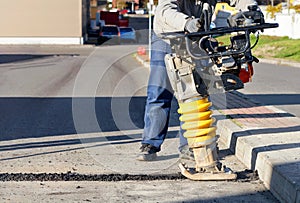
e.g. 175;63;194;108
184;18;201;33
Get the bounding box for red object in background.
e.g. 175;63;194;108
100;11;120;26
119;9;128;15
100;10;129;27
118;19;129;27
137;46;146;55
239;63;254;83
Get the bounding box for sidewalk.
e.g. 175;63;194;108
136;53;300;203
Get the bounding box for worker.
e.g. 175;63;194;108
137;0;258;161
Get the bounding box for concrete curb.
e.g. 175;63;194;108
260;58;300;68
217;119;300;203
135;53;150;68
216;92;300;203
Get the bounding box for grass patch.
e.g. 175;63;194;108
215;34;300;62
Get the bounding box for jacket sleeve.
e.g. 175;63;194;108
155;0;190;31
229;0;257;11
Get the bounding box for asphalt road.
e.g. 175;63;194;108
0;45;146;140
239;62;300;118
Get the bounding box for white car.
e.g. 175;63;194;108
135;9;145;15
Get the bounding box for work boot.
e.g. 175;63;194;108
179;145;195;161
136;144;159;161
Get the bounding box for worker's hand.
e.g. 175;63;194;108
184;18;201;33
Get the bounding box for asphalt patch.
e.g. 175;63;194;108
236;169;260;182
0;172;185;181
0;170;258;182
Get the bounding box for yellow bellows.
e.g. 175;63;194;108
181;118;215;131
178;97;210;114
178;97;216;147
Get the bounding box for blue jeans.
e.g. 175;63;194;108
142;38;188;152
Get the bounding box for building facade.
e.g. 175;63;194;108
0;0;90;45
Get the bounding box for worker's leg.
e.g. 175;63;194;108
138;37;190;161
142;49;173;150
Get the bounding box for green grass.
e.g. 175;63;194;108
215;34;300;62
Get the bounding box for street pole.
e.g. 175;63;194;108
148;0;153;60
131;1;134;13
